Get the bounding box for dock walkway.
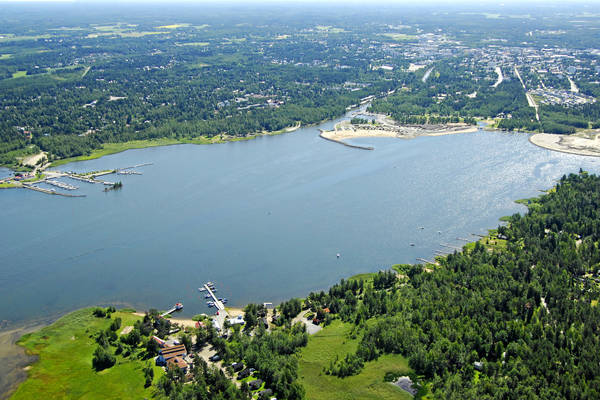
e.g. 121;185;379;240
202;283;228;331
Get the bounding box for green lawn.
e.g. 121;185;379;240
298;320;412;400
12;70;27;78
50;137;212;167
11;308;161;400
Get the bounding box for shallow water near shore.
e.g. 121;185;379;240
1;112;599;330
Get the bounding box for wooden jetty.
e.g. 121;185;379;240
416;257;436;264
456;237;472;242
160;303;183;318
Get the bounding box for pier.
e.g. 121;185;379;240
203;283;225;311
200;282;229;331
416;257;436;264
161;302;183;317
65;174;97;184
22;184;86;198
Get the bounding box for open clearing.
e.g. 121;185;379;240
156;23;190;29
382;33;418;41
298;320;412;400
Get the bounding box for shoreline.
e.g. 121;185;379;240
0;323;47;400
529;132;600;157
48;124;302;168
320;121;479;148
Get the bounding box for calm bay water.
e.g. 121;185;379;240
1;115;598;326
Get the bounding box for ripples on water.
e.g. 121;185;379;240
0;121;598;324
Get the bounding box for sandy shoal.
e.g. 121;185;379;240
321;125;478;142
530;132;600;157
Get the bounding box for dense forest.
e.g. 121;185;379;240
300;171;600;399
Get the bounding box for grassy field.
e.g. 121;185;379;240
0;54;12;60
156;23;190;29
382;33;418;41
298;320;412;400
180;42;210;47
12;71;27;79
49;137;216;167
11;308;161;400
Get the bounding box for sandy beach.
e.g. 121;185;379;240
320;119;478;145
529;132;600;157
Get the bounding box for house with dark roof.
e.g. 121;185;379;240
231;362;244;372
156;344;187;366
248;379;263;390
167;356;188;373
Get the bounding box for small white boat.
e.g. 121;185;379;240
336;253;340;258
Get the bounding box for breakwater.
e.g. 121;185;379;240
318;130;374;150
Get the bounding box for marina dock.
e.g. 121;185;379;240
203;283;225;311
200;282;229;331
45;179;78;190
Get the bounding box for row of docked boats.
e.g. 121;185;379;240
198;282;228;308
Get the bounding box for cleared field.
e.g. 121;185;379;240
156;23;190;29
0;34;53;42
315;25;346;33
0;54;12;60
382;33;418;41
298;320;412;400
179;42;210;47
11;308;161;400
12;71;27;78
